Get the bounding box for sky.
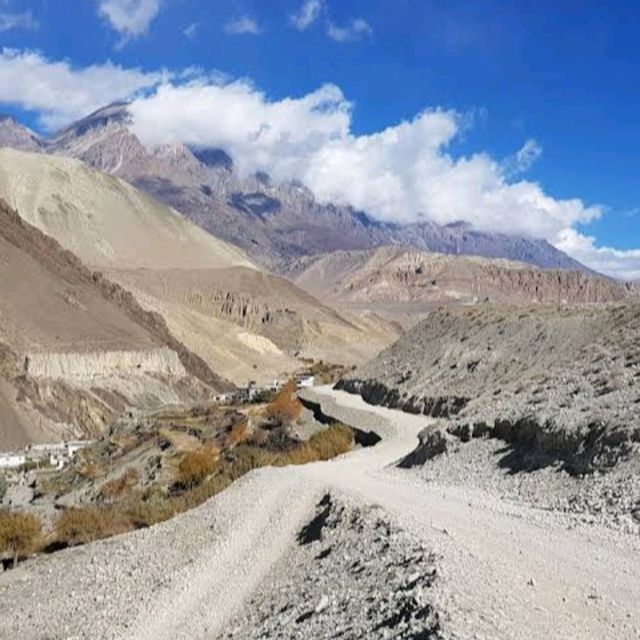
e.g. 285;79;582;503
0;0;639;279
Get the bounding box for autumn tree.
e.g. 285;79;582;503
0;510;43;568
265;381;302;424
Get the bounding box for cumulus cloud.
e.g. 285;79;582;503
0;48;165;129
503;138;542;176
554;229;640;281
326;18;372;42
0;50;634;278
96;0;161;43
0;11;37;31
128;78;598;242
223;15;261;35
290;0;324;31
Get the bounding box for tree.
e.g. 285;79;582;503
177;445;219;490
0;510;42;568
265;381;302;424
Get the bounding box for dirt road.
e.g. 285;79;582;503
2;386;639;639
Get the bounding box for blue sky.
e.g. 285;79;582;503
0;0;639;277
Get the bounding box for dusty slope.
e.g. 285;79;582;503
0;148;254;271
0;148;397;383
1;387;638;640
107;267;399;383
0;201;227;447
282;245;636;326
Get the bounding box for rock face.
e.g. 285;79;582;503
339;303;640;474
0;200;228;447
282;245;635;326
5;103;587;272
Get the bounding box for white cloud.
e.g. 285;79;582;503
97;0;161;43
0;49;166;129
554;229;640;281
183;22;198;39
503;138;542;176
326;18;372;42
0;51;634;278
128;76;600;242
290;0;324;31
0;11;37;31
224;15;261;35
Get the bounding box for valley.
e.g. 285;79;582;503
0;96;639;640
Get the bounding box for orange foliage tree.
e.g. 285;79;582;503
265;381;302;424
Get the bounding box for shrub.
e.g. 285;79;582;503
172;474;232;513
308;423;354;461
99;468;140;502
123;496;175;528
265;381;302;424
55;507;133;546
0;510;43;568
176;444;219;489
226;446;276;481
0;475;7;503
226;419;250;448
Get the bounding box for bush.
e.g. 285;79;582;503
99;468;140;502
265;381;302;424
226;419;250;448
308;423;354;461
0;475;7;503
123;496;175;528
55;507;133;546
0;510;43;568
176;444;219;489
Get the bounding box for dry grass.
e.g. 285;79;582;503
55;507;133;546
307;423;354;461
0;510;43;568
99;468;140;502
176;444;220;489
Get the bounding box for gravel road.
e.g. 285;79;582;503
1;386;639;639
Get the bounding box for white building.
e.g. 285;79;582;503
295;374;315;389
0;452;26;469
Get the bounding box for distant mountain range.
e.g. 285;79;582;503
281;245;636;327
0;104;589;273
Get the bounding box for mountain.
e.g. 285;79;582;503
0;148;397;385
0;115;44;152
0;199;229;448
1;103;588;273
281;245;636;326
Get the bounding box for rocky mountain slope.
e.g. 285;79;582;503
282;245;636;326
0;104;587;272
340;303;640;472
0;149;397;384
0;200;228;448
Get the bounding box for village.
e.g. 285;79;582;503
0;371;316;474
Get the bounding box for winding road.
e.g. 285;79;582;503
3;386;640;639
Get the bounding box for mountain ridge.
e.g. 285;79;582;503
0;103;590;274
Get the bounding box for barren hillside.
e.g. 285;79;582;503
0;201;229;447
0;149;398;384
